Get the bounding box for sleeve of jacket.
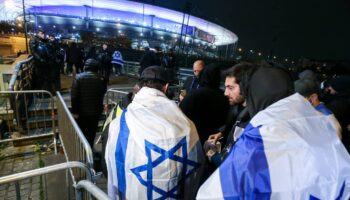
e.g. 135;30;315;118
179;92;196;121
29;39;41;60
71;77;80;115
183;76;194;91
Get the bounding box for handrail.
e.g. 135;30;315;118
123;61;139;65
107;88;132;93
74;180;111;200
8;56;33;91
0;161;92;185
56;91;94;169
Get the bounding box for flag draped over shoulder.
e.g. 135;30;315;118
197;93;350;200
105;87;205;200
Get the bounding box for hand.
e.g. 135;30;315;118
208;132;223;144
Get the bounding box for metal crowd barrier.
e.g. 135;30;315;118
8;56;34;91
105;88;130;108
121;60;191;87
56;91;96;185
0;161;92;200
123;61;140;77
104;86;181;110
0;90;57;154
75;180;110;200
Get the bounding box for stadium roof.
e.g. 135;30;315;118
0;0;238;45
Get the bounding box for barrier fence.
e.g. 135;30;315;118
0;90;57;154
0;161;93;200
74;180;110;200
8;56;34;91
123;61;140;77
105;88;130;108
56;91;96;185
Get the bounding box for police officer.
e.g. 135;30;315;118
97;43;112;83
48;34;64;94
30;29;50;90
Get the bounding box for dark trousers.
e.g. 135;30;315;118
77;115;99;148
67;62;83;74
100;64;111;83
112;63;123;75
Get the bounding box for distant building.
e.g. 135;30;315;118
4;0;238;59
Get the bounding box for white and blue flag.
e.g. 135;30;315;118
315;102;342;139
197;93;350;200
105;87;205;200
111;51;124;65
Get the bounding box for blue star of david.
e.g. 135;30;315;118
130;137;200;200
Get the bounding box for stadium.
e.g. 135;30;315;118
2;0;238;59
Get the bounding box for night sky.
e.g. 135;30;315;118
136;0;350;61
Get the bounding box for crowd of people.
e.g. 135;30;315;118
29;29;178;95
29;29;125;94
100;59;350;199
27;29;350;199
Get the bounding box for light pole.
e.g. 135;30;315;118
22;0;28;53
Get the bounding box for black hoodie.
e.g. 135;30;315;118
240;65;294;118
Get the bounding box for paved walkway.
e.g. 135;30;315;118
0;145;44;200
0;144;67;200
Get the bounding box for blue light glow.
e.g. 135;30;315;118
4;0;238;45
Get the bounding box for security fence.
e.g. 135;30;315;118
122;61;140;77
8;56;34;91
104;88;130;108
0;161;93;200
56;91;97;185
74;180;110;200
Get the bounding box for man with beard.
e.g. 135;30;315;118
197;65;350;199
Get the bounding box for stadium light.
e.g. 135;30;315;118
5;0;15;9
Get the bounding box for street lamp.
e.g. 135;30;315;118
22;0;29;53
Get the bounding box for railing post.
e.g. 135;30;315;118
75;187;83;200
15;181;21;200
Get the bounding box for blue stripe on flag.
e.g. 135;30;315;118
315;103;332;116
219;123;272;199
115;110;130;198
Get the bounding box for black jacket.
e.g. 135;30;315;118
182;76;201;93
180;64;229;144
29;36;49;63
67;44;84;64
71;71;107;116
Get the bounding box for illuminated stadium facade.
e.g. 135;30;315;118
2;0;238;58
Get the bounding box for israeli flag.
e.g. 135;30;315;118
105;87;205;200
197;93;350;200
315;103;342;139
112;51;124;65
